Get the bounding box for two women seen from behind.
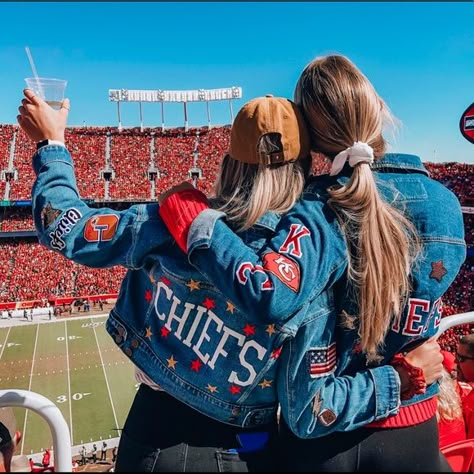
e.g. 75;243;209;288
159;54;466;472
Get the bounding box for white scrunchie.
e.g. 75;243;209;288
329;141;374;176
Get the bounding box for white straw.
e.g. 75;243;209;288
25;46;44;98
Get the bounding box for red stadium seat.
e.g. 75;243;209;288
441;438;474;472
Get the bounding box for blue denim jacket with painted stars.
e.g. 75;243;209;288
183;153;467;438
31;144;293;428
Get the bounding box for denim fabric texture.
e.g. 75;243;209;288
186;153;467;438
32;145;291;428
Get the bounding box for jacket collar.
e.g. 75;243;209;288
209;197;280;232
371;153;429;176
254;211;281;231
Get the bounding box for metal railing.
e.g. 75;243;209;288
0;389;72;472
438;311;474;336
0;310;471;472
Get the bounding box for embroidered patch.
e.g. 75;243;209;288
41;202;61;229
429;260;448;283
366;352;384;367
262;251;301;292
318;408;337;427
352;342;363;354
312;389;323;416
339;310;356;330
48;208;82;251
308;344;336;378
84;214;119;242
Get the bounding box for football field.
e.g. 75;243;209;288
0;315;137;455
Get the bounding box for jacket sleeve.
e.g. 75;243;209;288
186;197;348;324
283;363;401;438
32;145;173;269
279;320;401;438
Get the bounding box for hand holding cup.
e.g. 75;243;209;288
17;89;70;143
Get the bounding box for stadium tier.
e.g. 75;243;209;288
0;125;472;346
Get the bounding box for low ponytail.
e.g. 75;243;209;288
295;54;420;356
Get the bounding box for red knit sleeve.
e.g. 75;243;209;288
159;189;210;253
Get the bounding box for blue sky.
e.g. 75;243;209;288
0;2;472;163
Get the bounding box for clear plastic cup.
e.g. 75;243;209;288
24;77;68;110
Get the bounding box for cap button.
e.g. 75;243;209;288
265;94;274;98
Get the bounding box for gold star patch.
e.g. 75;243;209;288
206;384;218;393
312;389;322;416
266;324;276;336
166;355;178;369
40;202;61;229
366;352;384;366
429;260;448;283
145;327;153;340
186;279;201;291
339;310;356;330
226;301;235;313
258;379;272;389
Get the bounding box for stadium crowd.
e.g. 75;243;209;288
0;123;472;352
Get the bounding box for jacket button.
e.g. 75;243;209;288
131;339;139;348
125;348;132;357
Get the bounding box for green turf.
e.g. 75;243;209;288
0;316;136;455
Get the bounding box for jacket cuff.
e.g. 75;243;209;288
369;365;401;420
33;145;73;176
187;209;227;254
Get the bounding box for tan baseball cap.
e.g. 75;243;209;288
229;94;310;166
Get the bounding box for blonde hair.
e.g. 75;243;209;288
437;369;463;422
214;153;310;232
294;54;420;356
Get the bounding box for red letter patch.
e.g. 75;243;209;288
279;224;310;258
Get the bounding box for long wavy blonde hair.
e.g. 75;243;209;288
437;368;463;422
294;55;420;356
214;151;310;232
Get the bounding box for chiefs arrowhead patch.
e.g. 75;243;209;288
262;251;301;292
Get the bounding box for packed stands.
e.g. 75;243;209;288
0;124;472;354
0;124;15;200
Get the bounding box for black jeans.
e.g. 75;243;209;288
115;385;279;472
278;415;452;472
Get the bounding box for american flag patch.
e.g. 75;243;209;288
308;344;337;378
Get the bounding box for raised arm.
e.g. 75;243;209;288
18;89;174;269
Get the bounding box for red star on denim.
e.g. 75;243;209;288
429;260;448;283
229;385;241;395
191;358;203;372
243;323;256;337
160;326;170;338
271;347;282;359
203;297;216;310
352;342;363;354
144;290;153;302
161;276;171;286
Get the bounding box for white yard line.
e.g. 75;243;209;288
92;323;120;431
21;323;39;454
0;326;11;360
64;320;74;445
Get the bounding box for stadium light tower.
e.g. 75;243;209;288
108;86;243;131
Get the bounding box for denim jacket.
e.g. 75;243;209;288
31;145;294;428
185;153;467;438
